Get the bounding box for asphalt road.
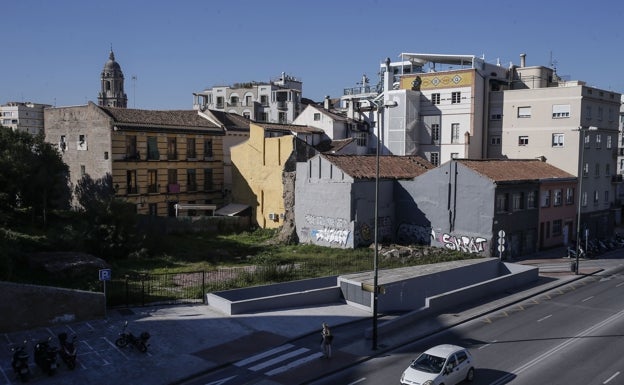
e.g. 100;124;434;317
309;264;624;385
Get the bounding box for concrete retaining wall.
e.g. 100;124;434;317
206;276;342;315
0;281;105;333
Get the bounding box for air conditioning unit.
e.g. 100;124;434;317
268;213;276;220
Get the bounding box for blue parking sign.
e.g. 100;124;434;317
99;269;111;281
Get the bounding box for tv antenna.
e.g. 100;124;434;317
131;75;137;108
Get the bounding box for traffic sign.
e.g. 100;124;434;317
99;269;111;281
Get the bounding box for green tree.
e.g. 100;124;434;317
0;128;70;226
74;174;142;260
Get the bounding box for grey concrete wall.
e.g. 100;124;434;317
0;281;105;333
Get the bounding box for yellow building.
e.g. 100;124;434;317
231;122;323;228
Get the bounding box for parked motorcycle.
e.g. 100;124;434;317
34;337;58;376
57;332;77;369
115;321;150;353
11;340;30;382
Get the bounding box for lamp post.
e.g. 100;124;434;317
371;98;398;350
575;128;585;275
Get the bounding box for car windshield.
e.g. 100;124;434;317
411;353;446;374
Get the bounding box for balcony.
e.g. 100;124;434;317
126;185;139;195
186;183;198;192
168;183;180;193
124;151;140;161
147;184;158;194
167;152;178;161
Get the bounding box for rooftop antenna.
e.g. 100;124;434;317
132;75;137;108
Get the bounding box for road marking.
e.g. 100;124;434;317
348;378;367;385
204;375;237;385
604;371;620;384
234;344;294;367
582;296;594;302
478;340;497;350
616;282;624;287
265;351;324;376
489;308;624;385
537;314;552;322
249;347;309;371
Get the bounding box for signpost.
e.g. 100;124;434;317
99;269;111;318
497;230;506;260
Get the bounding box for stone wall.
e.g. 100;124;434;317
0;281;105;333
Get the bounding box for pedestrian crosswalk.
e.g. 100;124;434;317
234;343;324;377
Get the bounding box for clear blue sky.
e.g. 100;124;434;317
3;0;624;110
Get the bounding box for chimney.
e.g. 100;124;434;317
520;53;526;68
323;95;330;110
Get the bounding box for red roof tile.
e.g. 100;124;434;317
456;159;575;182
323;154;434;179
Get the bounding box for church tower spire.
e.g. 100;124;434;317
98;49;128;108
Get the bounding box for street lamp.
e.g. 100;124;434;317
371;98;398;350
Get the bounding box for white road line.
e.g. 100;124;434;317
234;344;294;367
249;347;309;371
265;351;324;376
616;282;624;287
604;371;620;384
489;308;624;385
478;340;497;350
537;314;552;322
582;296;594;302
348;378;367;385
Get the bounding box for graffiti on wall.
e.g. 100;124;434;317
396;223;431;245
305;214;350;247
432;231;488;254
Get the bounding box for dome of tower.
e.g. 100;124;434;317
103;50;122;72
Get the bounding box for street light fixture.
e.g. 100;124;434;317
372;98;398;350
574;126;596;275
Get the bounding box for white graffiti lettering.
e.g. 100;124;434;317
305;214;348;229
441;233;488;253
312;228;350;246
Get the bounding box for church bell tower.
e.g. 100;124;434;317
98;49;128;108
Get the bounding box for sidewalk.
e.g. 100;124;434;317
0;250;611;385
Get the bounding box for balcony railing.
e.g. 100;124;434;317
186;183;198;192
168;183;180;193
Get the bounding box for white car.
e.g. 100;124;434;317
400;344;475;385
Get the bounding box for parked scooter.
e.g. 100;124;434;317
11;340;30;382
57;332;77;369
115;321;150;353
34;337;58;376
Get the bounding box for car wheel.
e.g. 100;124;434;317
465;367;475;382
115;337;128;348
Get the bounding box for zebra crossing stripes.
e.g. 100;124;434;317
233;343;323;377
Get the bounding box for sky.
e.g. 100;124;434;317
3;0;624;110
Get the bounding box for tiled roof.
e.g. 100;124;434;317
256;122;324;134
323;154;434;179
99;106;222;130
456;159;575;182
209;110;251;132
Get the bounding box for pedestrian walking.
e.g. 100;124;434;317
320;322;332;358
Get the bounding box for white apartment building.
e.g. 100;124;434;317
0;101;51;135
193;72;303;124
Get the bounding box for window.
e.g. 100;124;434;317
582;191;587;207
552;220;562;236
607;135;612;149
431;123;440;143
146;136;159;160
606;163;611;176
126;170;137;194
595;134;602;148
552;104;570;118
259;112;268;122
605;190;610;203
585;105;592;120
59;135;67;151
187;137;196;159
187;169;197;192
583;162;589;177
125;135;138;159
584;133;590;148
554;189;562;206
260;95;268;106
451;92;461;104
598;106;603;121
313;113;321;121
245;95;252;106
594;190;599;205
496;193;509;212
519;136;529;146
595;163;600;177
278;112;287;124
204;168;213;191
167;137;177;160
216;96;224;108
552;133;564;147
203;139;213;159
430;152;439;166
490;108;502;120
541;190;551;207
451;152;459;159
512;192;524;210
431;93;440;104
148;170;158;193
518;106;532;118
527;191;537;208
491;136;501;145
243;112;250;119
80;165;86;177
451;123;460;143
230;96;239;106
104;151;108;160
354;132;367;147
566;187;574;205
